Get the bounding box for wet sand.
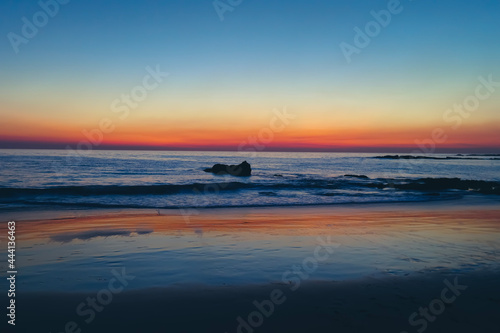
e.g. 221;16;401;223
3;198;500;332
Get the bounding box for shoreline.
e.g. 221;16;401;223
2;193;499;222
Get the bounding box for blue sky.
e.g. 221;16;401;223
1;0;499;151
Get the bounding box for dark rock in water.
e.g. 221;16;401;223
374;155;500;161
344;174;369;179
204;161;251;177
392;178;500;195
259;191;277;196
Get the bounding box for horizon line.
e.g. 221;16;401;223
1;142;499;154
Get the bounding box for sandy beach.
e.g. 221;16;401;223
18;272;499;332
3;0;500;330
4;197;500;332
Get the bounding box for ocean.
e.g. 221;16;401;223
1;149;499;299
1;149;499;211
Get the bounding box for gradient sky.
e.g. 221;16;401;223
1;0;499;152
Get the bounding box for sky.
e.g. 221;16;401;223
0;0;499;152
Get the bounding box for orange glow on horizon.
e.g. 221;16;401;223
1;109;499;151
